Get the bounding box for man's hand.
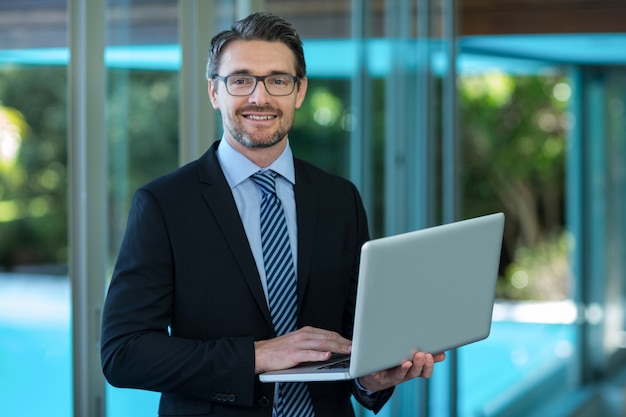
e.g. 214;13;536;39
254;326;352;374
357;351;447;392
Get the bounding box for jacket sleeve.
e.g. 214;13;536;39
100;187;258;407
352;383;394;414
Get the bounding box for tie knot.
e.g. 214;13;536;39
251;170;277;195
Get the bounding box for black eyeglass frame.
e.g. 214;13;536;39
212;74;300;97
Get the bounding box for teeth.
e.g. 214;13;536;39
246;115;274;120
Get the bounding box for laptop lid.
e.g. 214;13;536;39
259;212;505;383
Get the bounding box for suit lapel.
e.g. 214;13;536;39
197;143;273;327
293;160;318;307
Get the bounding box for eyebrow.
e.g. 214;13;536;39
223;69;293;76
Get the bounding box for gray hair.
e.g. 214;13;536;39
206;12;306;80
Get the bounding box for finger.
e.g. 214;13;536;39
292;349;333;363
404;352;432;379
255;333;338;373
418;354;435;378
294;327;352;353
404;353;426;379
394;360;414;380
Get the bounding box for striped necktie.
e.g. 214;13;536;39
251;170;315;417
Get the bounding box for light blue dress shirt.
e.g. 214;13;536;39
216;137;298;303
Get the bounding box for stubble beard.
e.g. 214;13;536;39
227;108;291;149
228;124;287;149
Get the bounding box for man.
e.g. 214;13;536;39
101;11;445;417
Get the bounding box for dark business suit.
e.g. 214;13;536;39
101;141;393;416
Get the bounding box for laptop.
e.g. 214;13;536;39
259;212;505;383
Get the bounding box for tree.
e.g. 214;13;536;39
0;66;67;270
460;71;570;300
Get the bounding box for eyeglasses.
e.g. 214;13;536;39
212;74;300;96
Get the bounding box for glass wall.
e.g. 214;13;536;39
456;63;578;416
106;0;180;273
105;0;180;415
572;66;626;381
604;69;626;368
0;1;70;416
2;1;626;417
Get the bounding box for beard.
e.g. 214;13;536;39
225;106;291;149
226;124;286;149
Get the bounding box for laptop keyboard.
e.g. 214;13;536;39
320;358;350;370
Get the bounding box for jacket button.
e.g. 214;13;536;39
258;396;271;407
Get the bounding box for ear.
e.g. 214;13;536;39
294;77;308;109
208;80;220;110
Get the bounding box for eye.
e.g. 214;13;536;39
228;76;254;86
268;76;291;86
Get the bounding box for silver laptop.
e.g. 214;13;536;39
259;212;505;383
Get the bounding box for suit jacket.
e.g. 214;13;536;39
101;141;393;416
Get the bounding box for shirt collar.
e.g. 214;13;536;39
216;137;295;188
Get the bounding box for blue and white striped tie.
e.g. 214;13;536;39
251;170;315;417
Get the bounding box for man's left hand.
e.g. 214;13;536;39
357;351;446;392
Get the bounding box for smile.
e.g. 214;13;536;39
245;114;276;121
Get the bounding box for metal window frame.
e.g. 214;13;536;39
178;0;217;165
68;0;107;416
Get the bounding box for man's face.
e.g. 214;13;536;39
208;40;308;152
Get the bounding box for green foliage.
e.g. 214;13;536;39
0;66;179;271
497;233;572;300
0;66;68;269
291;80;352;177
107;69;180;259
459;71;570;300
107;69;179;193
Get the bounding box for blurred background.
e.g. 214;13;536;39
0;0;625;416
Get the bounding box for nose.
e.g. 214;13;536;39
248;79;271;104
